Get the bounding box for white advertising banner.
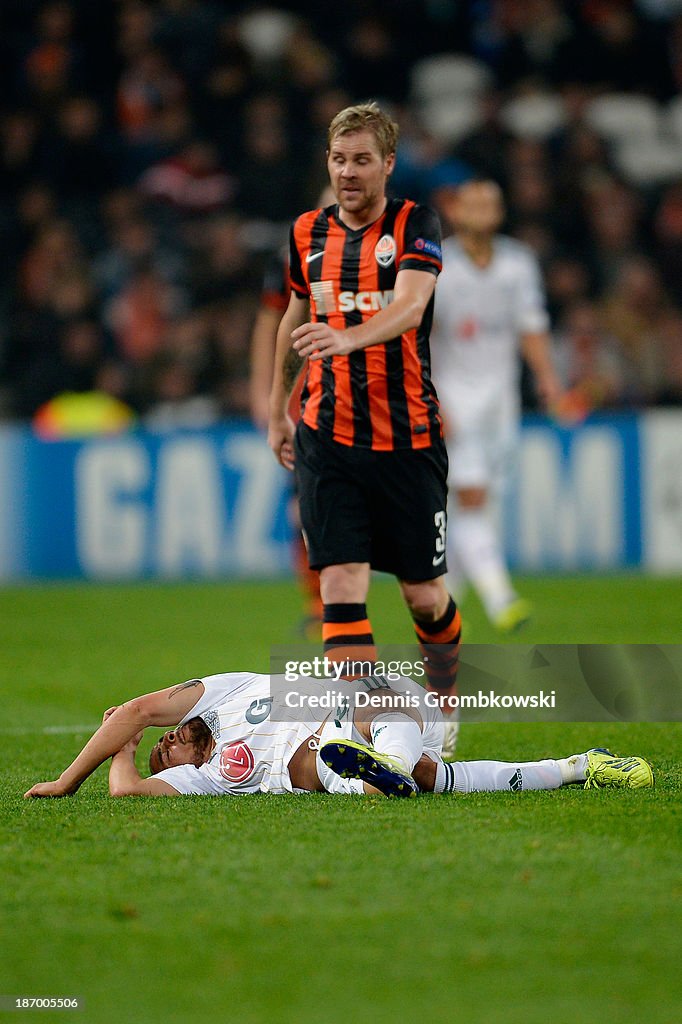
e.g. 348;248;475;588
641;410;682;573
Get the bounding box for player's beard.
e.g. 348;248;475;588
338;182;380;218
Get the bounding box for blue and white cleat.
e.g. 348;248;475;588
320;739;418;798
584;748;654;790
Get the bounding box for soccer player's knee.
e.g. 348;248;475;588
402;580;446;621
320;564;368;603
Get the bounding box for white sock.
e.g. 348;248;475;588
556;752;588;784
436;758;564;793
434;760;457;793
370;713;422;773
449;507;516;617
315;751;364;794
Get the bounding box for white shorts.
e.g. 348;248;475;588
440;385;519;492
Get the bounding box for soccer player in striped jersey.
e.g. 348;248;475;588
430;180;562;632
268;102;461;755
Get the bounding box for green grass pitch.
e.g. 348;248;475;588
1;575;681;1024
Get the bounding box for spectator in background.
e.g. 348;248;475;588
549;120;613;251
2;0;682;424
105;264;186;375
583;178;643;290
339;14;409;103
138;139;235;216
553;300;626;419
17;218;86;315
583;1;667;95
21;1;82;116
195;16;254;157
504;140;555;234
93;214;185;302
0;182;57;277
495;0;585;88
188;213;260;311
116;47;185;143
5;218;97;417
656;309;682;404
115;39;189;182
391;113;473;205
455;91;514;186
211;293;254;417
25;318;109;418
144;351;219;431
284;25;338;110
41;96;114;200
599;257;668;403
0;111;43;199
544;254;592;323
654;182;682;305
236;94;304;222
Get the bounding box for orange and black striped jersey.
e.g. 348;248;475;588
288;198;443;451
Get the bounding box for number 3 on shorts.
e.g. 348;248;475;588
433;510;446;567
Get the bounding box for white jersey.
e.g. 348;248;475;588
431;235;549;409
153;672;444;796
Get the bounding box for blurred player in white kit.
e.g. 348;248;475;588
430;180;562;631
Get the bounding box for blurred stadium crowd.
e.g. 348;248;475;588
2;0;682;426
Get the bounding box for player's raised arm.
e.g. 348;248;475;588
268;289;309;469
23;680;206;798
292;267;437;360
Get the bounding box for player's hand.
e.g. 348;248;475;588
24;779;73;799
102;705;120;724
536;371;563;410
292;322;354;361
115;731;144;757
268;413;296;471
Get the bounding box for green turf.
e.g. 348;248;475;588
1;576;681;1024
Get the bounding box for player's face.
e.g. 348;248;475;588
150;724;205;773
451;183;504;236
327;129;395;226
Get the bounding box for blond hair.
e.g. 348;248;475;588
327;101;399;160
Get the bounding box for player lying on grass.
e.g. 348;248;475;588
24;671;654;799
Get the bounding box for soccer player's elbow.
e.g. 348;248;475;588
125;696;154;727
404;299;427;330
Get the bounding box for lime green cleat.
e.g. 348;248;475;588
584;748;654;790
320;739;418;798
494;598;533;633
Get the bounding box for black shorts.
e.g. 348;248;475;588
294;422;449;580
